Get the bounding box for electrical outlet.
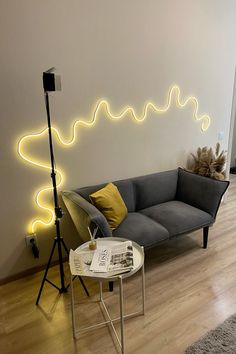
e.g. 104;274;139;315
218;131;224;141
25;234;37;247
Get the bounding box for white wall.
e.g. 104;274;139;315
1;0;236;280
230;114;236;167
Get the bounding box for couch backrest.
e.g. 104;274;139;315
133;169;178;210
75;178;136;212
76;169;178;212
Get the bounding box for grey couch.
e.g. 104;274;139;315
62;168;229;250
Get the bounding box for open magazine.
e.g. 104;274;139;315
69;241;134;277
90;240;133;273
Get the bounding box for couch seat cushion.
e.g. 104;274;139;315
140;201;214;237
112;212;169;248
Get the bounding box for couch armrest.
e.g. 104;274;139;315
61;190;112;242
176;168;229;219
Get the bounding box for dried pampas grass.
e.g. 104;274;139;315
188;143;226;180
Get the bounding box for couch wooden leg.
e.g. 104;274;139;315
203;227;209;249
109;281;114;292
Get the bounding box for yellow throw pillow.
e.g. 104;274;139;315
89;183;127;230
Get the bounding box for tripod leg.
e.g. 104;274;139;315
61;237;89;296
66;276;89;297
61;235;89;296
61;237;69;255
36;239;57;305
78;276;90;297
55;220;66;293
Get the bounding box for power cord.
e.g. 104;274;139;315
30;238;39;258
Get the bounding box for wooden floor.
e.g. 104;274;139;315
1;176;236;354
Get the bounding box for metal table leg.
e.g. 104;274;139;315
141;246;145;315
119;275;125;354
70;273;76;338
71;261;145;354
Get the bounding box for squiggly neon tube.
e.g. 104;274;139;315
18;85;211;233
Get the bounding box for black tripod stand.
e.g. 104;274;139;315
36;71;89;305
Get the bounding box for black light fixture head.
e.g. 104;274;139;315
43;67;61;92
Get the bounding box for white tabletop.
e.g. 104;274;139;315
74;237;144;281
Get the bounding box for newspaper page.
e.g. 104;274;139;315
109;241;133;272
90;241;133;273
70;241;134;277
69;249;93;276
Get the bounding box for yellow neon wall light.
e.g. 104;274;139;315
18;84;211;233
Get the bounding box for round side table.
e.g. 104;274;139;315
69;237;145;354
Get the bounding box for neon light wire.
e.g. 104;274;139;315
17;85;211;233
